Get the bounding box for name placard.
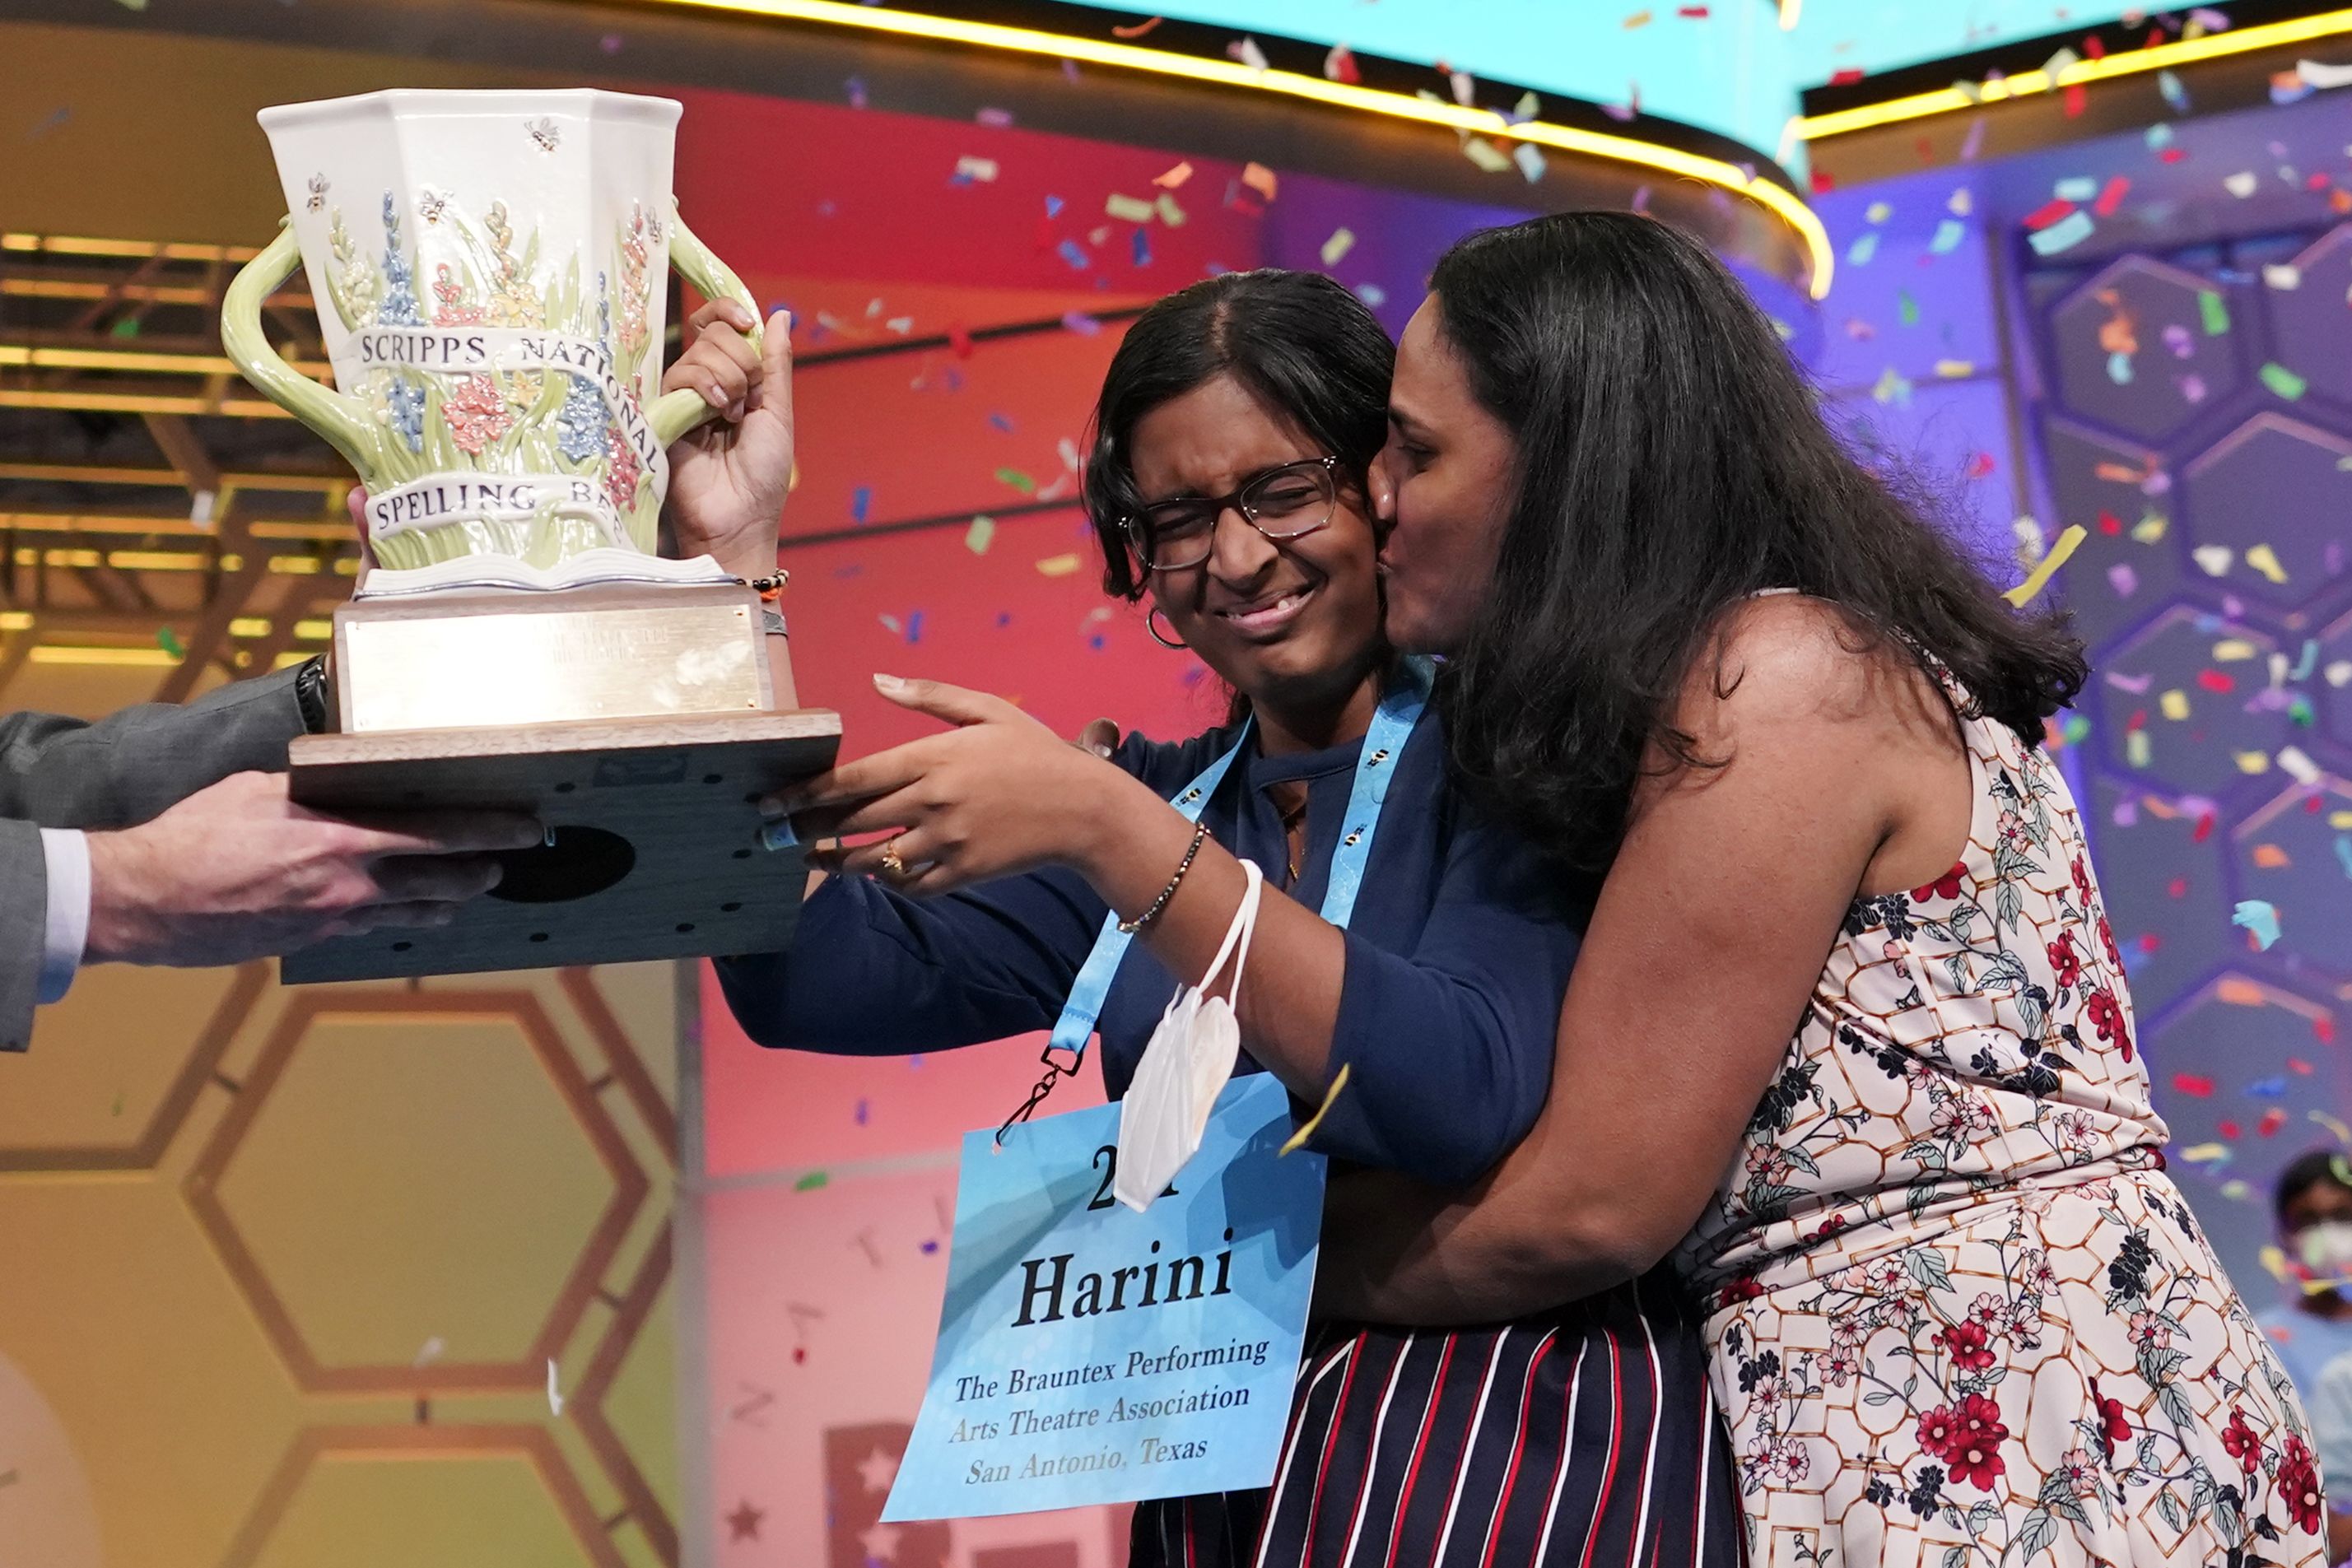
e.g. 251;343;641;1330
883;1074;1321;1521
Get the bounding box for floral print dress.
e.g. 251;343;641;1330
1672;685;2323;1568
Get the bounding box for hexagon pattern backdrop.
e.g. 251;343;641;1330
1806;84;2352;1315
2005;98;2352;1304
0;667;687;1568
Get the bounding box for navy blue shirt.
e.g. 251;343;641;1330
716;714;1586;1185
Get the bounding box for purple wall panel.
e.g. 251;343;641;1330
1994;91;2352;1308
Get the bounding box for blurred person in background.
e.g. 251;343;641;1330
2261;1152;2352;1556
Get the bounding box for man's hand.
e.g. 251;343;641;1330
82;772;542;968
661;301;795;581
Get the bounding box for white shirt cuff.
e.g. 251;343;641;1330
36;828;91;1005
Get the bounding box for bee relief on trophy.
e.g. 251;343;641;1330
223;88;838;984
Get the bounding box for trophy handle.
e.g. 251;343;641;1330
222;218;384;478
654;204;766;449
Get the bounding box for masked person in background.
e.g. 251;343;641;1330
2261;1152;2352;1556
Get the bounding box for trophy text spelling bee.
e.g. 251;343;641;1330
223;89;837;982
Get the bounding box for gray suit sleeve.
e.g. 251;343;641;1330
1;665;311;1050
0;820;44;1053
0;665;309;829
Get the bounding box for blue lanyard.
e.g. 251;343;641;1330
1046;655;1432;1063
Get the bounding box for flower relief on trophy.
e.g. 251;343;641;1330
312;138;671;575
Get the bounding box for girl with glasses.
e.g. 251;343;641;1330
703;269;1738;1567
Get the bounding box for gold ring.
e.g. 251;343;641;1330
879;837;906;877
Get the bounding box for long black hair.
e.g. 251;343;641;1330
1428;212;2086;872
1083;269;1394;599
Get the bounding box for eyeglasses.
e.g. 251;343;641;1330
1125;456;1341;572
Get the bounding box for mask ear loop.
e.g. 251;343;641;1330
1196;859;1264;1012
994;860;1264;1152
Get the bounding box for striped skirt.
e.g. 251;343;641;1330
1130;1274;1742;1568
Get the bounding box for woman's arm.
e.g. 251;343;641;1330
1315;598;1972;1322
770;679;1581;1184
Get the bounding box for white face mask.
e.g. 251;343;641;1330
2296;1220;2352;1276
1114;859;1264;1212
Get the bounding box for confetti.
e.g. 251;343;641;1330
1241;162;1278;201
2244;542;2289;583
1930;218;1967;254
2093;177;2132;216
547;1358;566;1417
965;515;995;555
1463;137;1513;174
2200;290;2231;333
2173;1073;2216;1097
1153;161;1193;188
1036;553;1083;577
2160;690;2190;721
2253;844;2292;869
2158;69;2190;111
2264;264;2303;290
1105;192;1155;222
2027;211;2095;256
1320;227;1356;267
2191;545;2233;577
1847;231;1880;266
1280;1063;1351;1156
156;626;184;658
2233;900;2282;951
794;1170;829;1191
1323;43;1358;83
2003;524;2084;607
2298;58;2352;89
2224;170;2259;198
1228;36;1269;72
2259;363;2307;401
851;485;872;523
1060;310;1101;335
953;156;999;183
995;467;1036;495
2280;747;2322;787
1513;142;1548;183
1110;16;1163;37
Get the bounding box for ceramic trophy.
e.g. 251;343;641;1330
223;88;837;983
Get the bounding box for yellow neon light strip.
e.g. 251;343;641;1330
0;234;265;263
615;0;1833;295
26;645;181;668
0;343;332;379
1800;7;2352;138
0;390;296;418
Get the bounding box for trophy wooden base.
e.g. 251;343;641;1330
282;708;841;984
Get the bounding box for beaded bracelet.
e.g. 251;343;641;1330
1118;821;1209;934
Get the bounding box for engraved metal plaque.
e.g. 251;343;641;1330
342;600;766;733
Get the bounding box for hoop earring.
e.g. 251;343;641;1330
1146;607;1189;650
